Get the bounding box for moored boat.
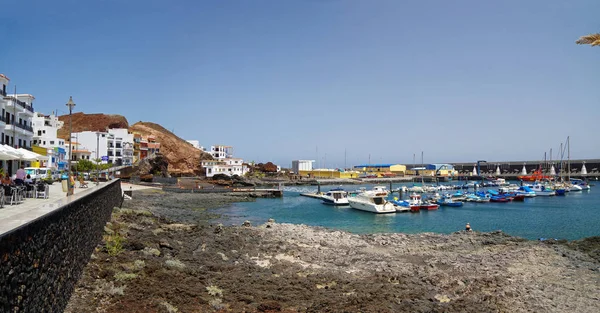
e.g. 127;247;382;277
321;188;349;206
530;182;556;196
348;191;396;214
436;196;463;207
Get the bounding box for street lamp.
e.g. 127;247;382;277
66;96;76;195
96;132;100;185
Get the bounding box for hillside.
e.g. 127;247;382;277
57;113;129;139
129;121;212;175
57;113;209;175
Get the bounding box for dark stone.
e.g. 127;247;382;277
159;240;173;250
125;240;145;251
0;180;122;313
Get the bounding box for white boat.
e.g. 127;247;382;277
348;191;396;214
530;182;555;196
372;186;390;195
321;188;349;206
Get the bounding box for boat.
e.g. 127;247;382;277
515;186;536;197
490;195;512;203
347;191;396;214
517;168;553;182
372;186;390;195
321;188;349;206
530;182;556;196
464;193;490;203
436;196;463;207
406;193;439;212
570;179;591;191
389;198;412;212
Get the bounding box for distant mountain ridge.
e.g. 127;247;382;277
57;113;209;175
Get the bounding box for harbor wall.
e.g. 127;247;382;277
0;180;122;313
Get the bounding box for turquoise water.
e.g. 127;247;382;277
213;182;600;240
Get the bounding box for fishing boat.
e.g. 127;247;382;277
530;182;556;196
406;193;439;212
515;186;537;197
347;191;396;214
436;196;463;207
321;188;349;206
464;194;490;203
490;195;512;203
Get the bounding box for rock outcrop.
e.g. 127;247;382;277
57;113;129;139
129;122;212;175
57;113;210;175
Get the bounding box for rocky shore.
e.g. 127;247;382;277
65;189;600;313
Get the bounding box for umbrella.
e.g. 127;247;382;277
521;165;527;175
0;145;22;160
472;166;477;176
550;165;556;176
581;163;587;175
495;166;501;176
17;148;48;161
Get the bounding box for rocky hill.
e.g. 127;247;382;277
129;121;212;175
57;113;129;139
57;113;209;175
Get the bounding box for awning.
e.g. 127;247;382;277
17;148;48;161
0;145;22;160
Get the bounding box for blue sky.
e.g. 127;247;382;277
1;0;598;167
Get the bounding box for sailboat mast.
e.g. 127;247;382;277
567;136;571;181
421;151;424;185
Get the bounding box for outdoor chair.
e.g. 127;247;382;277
79;178;88;188
4;185;19;205
35;183;49;199
25;183;35;198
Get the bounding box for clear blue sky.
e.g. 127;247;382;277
2;0;598;168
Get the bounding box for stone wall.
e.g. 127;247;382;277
0;180;122;313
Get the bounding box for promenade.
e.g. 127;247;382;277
0;181;114;236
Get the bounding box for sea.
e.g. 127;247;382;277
212;181;600;240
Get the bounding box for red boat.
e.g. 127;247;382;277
511;195;525;202
407;194;440;212
517;169;553;182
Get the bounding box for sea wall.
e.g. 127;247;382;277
0;180;122;313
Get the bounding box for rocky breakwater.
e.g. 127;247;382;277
65;189;600;312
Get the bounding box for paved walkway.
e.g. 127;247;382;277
0;181;115;236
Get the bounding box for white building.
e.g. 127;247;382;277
210;145;233;159
71;128;134;166
202;144;247;177
32;112;67;170
292;160;315;174
0;73;35;175
186;140;204;151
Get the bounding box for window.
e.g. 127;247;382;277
50;141;54;144
18;139;21;147
38;130;42;136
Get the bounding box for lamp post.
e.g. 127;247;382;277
96;132;100;185
66;96;76;195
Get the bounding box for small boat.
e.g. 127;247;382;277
407;193;439;212
490;195;512;203
570;179;591;191
515;186;536;197
530;182;556;196
321;188;349;206
436;196;463;207
348;191;396;214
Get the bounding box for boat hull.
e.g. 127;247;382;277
348;199;396;214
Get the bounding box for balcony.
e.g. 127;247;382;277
4;96;34;113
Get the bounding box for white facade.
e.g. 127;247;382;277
292;160;315;174
32;112;67;169
72;128;134;166
202;158;247;177
202;144;247;177
186;140;204;151
210;145;233;159
1;74;35;175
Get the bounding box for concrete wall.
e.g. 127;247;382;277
0;180;122;313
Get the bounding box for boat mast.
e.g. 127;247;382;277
567;136;570;181
421;151;424;186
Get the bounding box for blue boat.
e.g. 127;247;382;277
436;196;463;207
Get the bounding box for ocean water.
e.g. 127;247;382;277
212;182;600;240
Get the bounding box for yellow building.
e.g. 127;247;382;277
352;164;406;177
299;169;360;179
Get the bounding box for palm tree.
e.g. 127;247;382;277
576;33;600;46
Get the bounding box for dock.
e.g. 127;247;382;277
300;192;324;199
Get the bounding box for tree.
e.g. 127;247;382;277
77;159;95;172
576;33;600;47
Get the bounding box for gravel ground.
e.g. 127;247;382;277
65;189;600;313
